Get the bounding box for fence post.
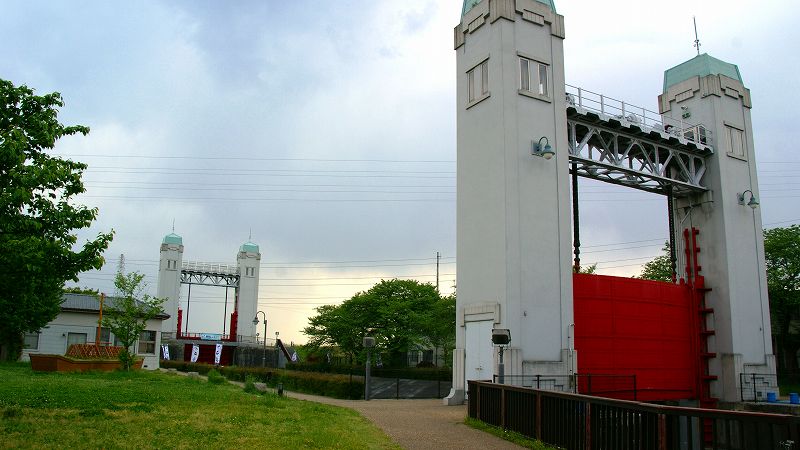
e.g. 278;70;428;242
535;391;542;439
536;374;541;389
633;375;638;401
501;386;506;430
753;373;757;402
578;88;583;107
658;413;668;450
396;377;400;399
740;373;744;402
588;374;592;395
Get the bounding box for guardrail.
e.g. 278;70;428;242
469;380;800;450
492;373;637;400
181;260;239;275
565;84;710;147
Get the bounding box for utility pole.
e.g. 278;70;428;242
436;251;440;291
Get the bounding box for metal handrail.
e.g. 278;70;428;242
565;83;711;146
181;260;239;275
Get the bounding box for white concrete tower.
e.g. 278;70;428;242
157;232;184;334
448;0;573;404
660;54;775;402
235;241;261;340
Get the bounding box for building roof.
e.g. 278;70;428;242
162;233;183;245
61;293;170;319
239;241;260;253
663;53;743;92
462;0;555;16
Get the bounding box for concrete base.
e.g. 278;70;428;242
444;388;466;406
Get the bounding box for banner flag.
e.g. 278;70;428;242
214;343;223;365
190;344;199;363
162;345;170;361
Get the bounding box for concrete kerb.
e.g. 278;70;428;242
158;369;523;449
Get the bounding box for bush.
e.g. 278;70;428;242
206;369;225;385
243;375;258;394
163;361;364;399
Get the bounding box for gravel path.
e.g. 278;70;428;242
284;393;524;450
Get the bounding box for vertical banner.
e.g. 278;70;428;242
162;345;170;361
190;344;199;363
214;343;223;365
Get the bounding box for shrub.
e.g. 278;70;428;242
206;369;225;385
243;375;258;394
163;361;364;399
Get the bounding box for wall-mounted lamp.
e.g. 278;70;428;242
532;137;555;160
737;190;759;210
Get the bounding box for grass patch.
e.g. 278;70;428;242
465;417;556;450
0;363;399;449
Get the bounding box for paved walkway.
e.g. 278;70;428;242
284;392;523;450
164;370;522;449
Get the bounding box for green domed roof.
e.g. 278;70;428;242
664;53;742;92
240;241;259;253
462;0;555;15
163;233;183;245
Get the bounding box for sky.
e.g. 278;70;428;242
2;0;798;345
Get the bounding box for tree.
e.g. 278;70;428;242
419;293;456;366
764;225;800;372
303;279;453;366
576;263;597;274
102;259;165;370
0;79;113;360
639;242;674;282
63;286;100;296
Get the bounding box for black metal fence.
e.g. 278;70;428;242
740;372;780;402
493;374;637;400
368;376;452;399
469;380;800;450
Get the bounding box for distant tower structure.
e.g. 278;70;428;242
157;232;184;334
156;234;262;342
660;54;775;401
236;241;261;339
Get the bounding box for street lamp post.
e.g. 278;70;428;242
253;311;267;367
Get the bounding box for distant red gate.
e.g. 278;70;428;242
573;273;699;402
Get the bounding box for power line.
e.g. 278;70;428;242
52;153;456;164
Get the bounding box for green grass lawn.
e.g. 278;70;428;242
0;363;399;449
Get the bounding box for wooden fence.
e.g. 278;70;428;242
468;380;800;450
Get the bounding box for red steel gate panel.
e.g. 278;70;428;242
573;273;698;401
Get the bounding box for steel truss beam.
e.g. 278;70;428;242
566;109;712;196
180;270;239;288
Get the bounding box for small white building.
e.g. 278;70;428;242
20;293;169;370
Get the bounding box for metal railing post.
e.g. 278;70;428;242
633;375;637;401
753;373;757;402
600;95;605;114
578;88;583;107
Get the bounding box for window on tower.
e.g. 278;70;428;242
467;59;489;105
725;124;746;160
519;57;550;99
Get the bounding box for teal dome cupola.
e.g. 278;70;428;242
462;0;555;16
162;232;183;245
663;53;743;92
240;241;259;253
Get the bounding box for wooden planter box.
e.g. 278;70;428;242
29;354;143;372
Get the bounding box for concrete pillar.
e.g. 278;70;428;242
660;54;775;402
235;242;261;341
448;0;574;404
157;233;184;334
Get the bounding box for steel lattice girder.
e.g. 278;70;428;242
566;113;711;196
180;270;240;288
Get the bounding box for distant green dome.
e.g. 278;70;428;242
664;53;742;92
240;241;259;253
163;233;182;245
462;0;555;16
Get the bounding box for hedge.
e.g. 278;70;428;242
160;361;364;399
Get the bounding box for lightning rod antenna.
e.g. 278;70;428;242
693;16;701;56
